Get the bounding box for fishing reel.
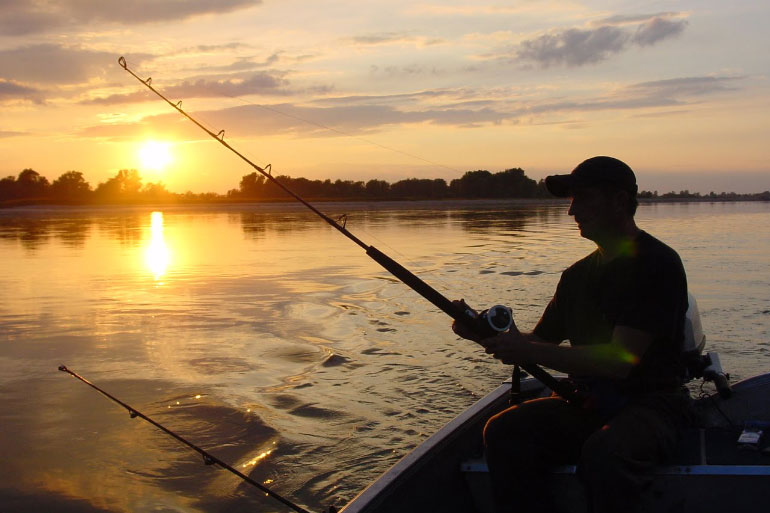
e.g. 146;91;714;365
464;304;514;338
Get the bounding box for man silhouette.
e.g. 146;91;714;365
454;156;692;512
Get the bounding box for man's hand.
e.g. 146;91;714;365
480;330;531;365
451;299;482;342
452;299;521;353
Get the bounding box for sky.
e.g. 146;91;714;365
1;0;768;194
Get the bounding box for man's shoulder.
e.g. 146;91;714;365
560;231;685;282
563;249;601;275
636;231;684;267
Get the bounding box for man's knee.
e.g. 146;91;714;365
483;406;529;451
581;404;682;476
484;397;587;466
580;425;618;474
579;419;659;488
483;398;560;448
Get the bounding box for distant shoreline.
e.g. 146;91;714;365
4;168;767;210
1;194;767;211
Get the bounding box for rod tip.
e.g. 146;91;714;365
58;365;68;372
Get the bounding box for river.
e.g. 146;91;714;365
1;200;768;513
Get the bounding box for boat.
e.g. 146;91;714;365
338;296;770;513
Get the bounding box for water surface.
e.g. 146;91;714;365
1;200;768;513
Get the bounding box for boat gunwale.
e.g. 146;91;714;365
339;380;525;513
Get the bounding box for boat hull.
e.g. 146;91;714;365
341;374;770;513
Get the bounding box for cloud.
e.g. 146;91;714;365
407;3;580;17
512;13;688;67
0;0;60;36
0;79;43;103
0;0;262;36
624;76;741;99
183;42;250;54
0;44;288;104
0;44;150;85
173;44;286;72
214;54;283;71
0;130;26;138
86;71;291;105
314;90;451;107
369;63;447;79
78;75;743;141
348;32;444;48
594;12;683;26
190;53;286;75
632;17;688;46
172;72;289;97
517;25;629;67
524;75;741;114
82;90;157;105
78;100;509;141
351;33;411;45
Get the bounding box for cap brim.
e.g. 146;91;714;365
545;174;573;198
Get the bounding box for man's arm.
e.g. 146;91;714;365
480;325;652;379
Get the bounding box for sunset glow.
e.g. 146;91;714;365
138;141;172;173
0;2;768;194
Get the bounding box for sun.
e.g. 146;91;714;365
138;140;173;172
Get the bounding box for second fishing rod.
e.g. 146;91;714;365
117;56;580;405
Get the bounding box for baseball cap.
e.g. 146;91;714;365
545;156;638;198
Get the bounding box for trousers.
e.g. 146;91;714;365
483;390;691;513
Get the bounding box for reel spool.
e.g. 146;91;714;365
471;304;514;337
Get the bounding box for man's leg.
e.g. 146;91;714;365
579;393;690;513
484;396;601;513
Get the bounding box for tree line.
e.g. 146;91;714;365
1;167;768;206
638;189;770;200
0;167;550;205
0;168;172;205
229;167;547;200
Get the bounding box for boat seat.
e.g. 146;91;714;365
460;424;770;513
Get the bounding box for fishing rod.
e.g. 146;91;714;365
117;56;580;404
58;365;318;513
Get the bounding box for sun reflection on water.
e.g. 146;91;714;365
145;211;170;281
242;442;277;468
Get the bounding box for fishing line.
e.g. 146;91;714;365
117;56;580;404
58;365;315;513
208;75;461;175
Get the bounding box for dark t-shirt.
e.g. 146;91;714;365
533;230;688;396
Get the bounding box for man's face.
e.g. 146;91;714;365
567;186;619;242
